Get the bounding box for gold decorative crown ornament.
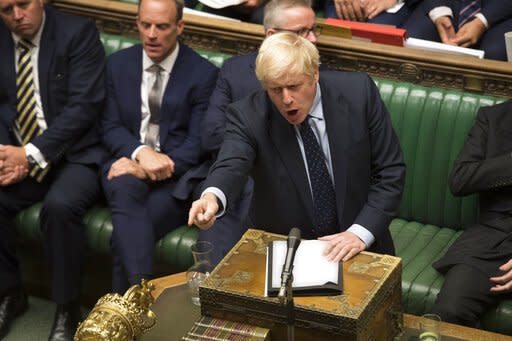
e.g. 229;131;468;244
74;280;157;341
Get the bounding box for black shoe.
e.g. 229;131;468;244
0;286;28;339
48;302;82;341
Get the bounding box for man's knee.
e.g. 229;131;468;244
42;192;84;219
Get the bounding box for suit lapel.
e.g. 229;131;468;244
158;45;185;146
320;79;348;228
126;47;143;135
38;9;55;119
268;97;315;224
0;31;17;126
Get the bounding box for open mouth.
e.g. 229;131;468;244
287;109;298;116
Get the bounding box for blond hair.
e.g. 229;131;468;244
255;32;319;88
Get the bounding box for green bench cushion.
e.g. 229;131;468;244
99;32;232;67
377;79;510;335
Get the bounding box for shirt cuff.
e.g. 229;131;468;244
202;187;226;218
386;1;405;14
24;143;48;168
132;145;148;161
347;224;375;248
429;6;453;23
475;13;488;29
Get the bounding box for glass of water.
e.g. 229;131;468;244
419;313;442;341
186;241;214;306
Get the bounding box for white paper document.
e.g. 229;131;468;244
184;7;241;21
198;0;247;9
265;240;341;296
405;37;485;59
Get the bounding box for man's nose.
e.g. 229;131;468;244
282;89;293;105
148;26;157;39
13;7;23;21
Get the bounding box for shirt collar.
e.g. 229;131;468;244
308;83;323;121
12;12;45;48
142;42;180;74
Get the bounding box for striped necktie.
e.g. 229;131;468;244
16;39;49;182
458;0;481;29
145;64;163;149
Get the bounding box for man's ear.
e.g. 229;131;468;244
177;19;185;36
265;29;277;37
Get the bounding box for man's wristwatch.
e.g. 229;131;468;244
26;155;37;170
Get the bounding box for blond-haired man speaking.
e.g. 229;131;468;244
189;33;405;262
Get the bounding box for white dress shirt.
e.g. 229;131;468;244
429;6;488;29
131;43;179;160
11;14;48;168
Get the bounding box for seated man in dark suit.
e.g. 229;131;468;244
101;0;218;294
404;0;512;61
431;100;512;326
323;0;422;27
200;0;320;266
189;32;405;262
0;0;106;339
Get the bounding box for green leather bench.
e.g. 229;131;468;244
377;81;511;335
15;33;511;335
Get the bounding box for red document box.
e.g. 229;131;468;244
324;19;406;47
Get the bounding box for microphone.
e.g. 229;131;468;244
278;227;301;299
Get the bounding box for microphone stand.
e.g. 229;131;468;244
280;273;295;341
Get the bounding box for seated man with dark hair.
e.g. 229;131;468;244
431;100;512;326
101;0;218;294
0;0;106;339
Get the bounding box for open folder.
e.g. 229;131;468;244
265;240;342;297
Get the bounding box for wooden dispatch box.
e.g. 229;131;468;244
199;229;403;341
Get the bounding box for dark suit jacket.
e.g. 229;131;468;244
102;43;218;199
202;52;260;154
0;6;105;165
434;100;512;276
205;71;405;254
426;0;512;27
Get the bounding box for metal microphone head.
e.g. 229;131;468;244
288;228;301;247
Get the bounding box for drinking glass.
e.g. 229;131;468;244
419;313;441;341
186;241;214;306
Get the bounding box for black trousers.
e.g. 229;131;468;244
431;264;503;327
0;162;100;304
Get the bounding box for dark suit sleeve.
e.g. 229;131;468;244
32;19;105;162
449;104;512;196
201;63;232;154
101;57;145;159
204;103;256;208
481;0;512;27
353;75;406;239
168;66;218;177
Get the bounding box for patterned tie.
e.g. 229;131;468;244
299;116;338;236
16;39;49;182
458;0;481;29
145;64;163;149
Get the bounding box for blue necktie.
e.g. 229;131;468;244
458;0;481;29
299;117;338;236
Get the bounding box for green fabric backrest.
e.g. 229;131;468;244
99;33;232;66
376;79;504;230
